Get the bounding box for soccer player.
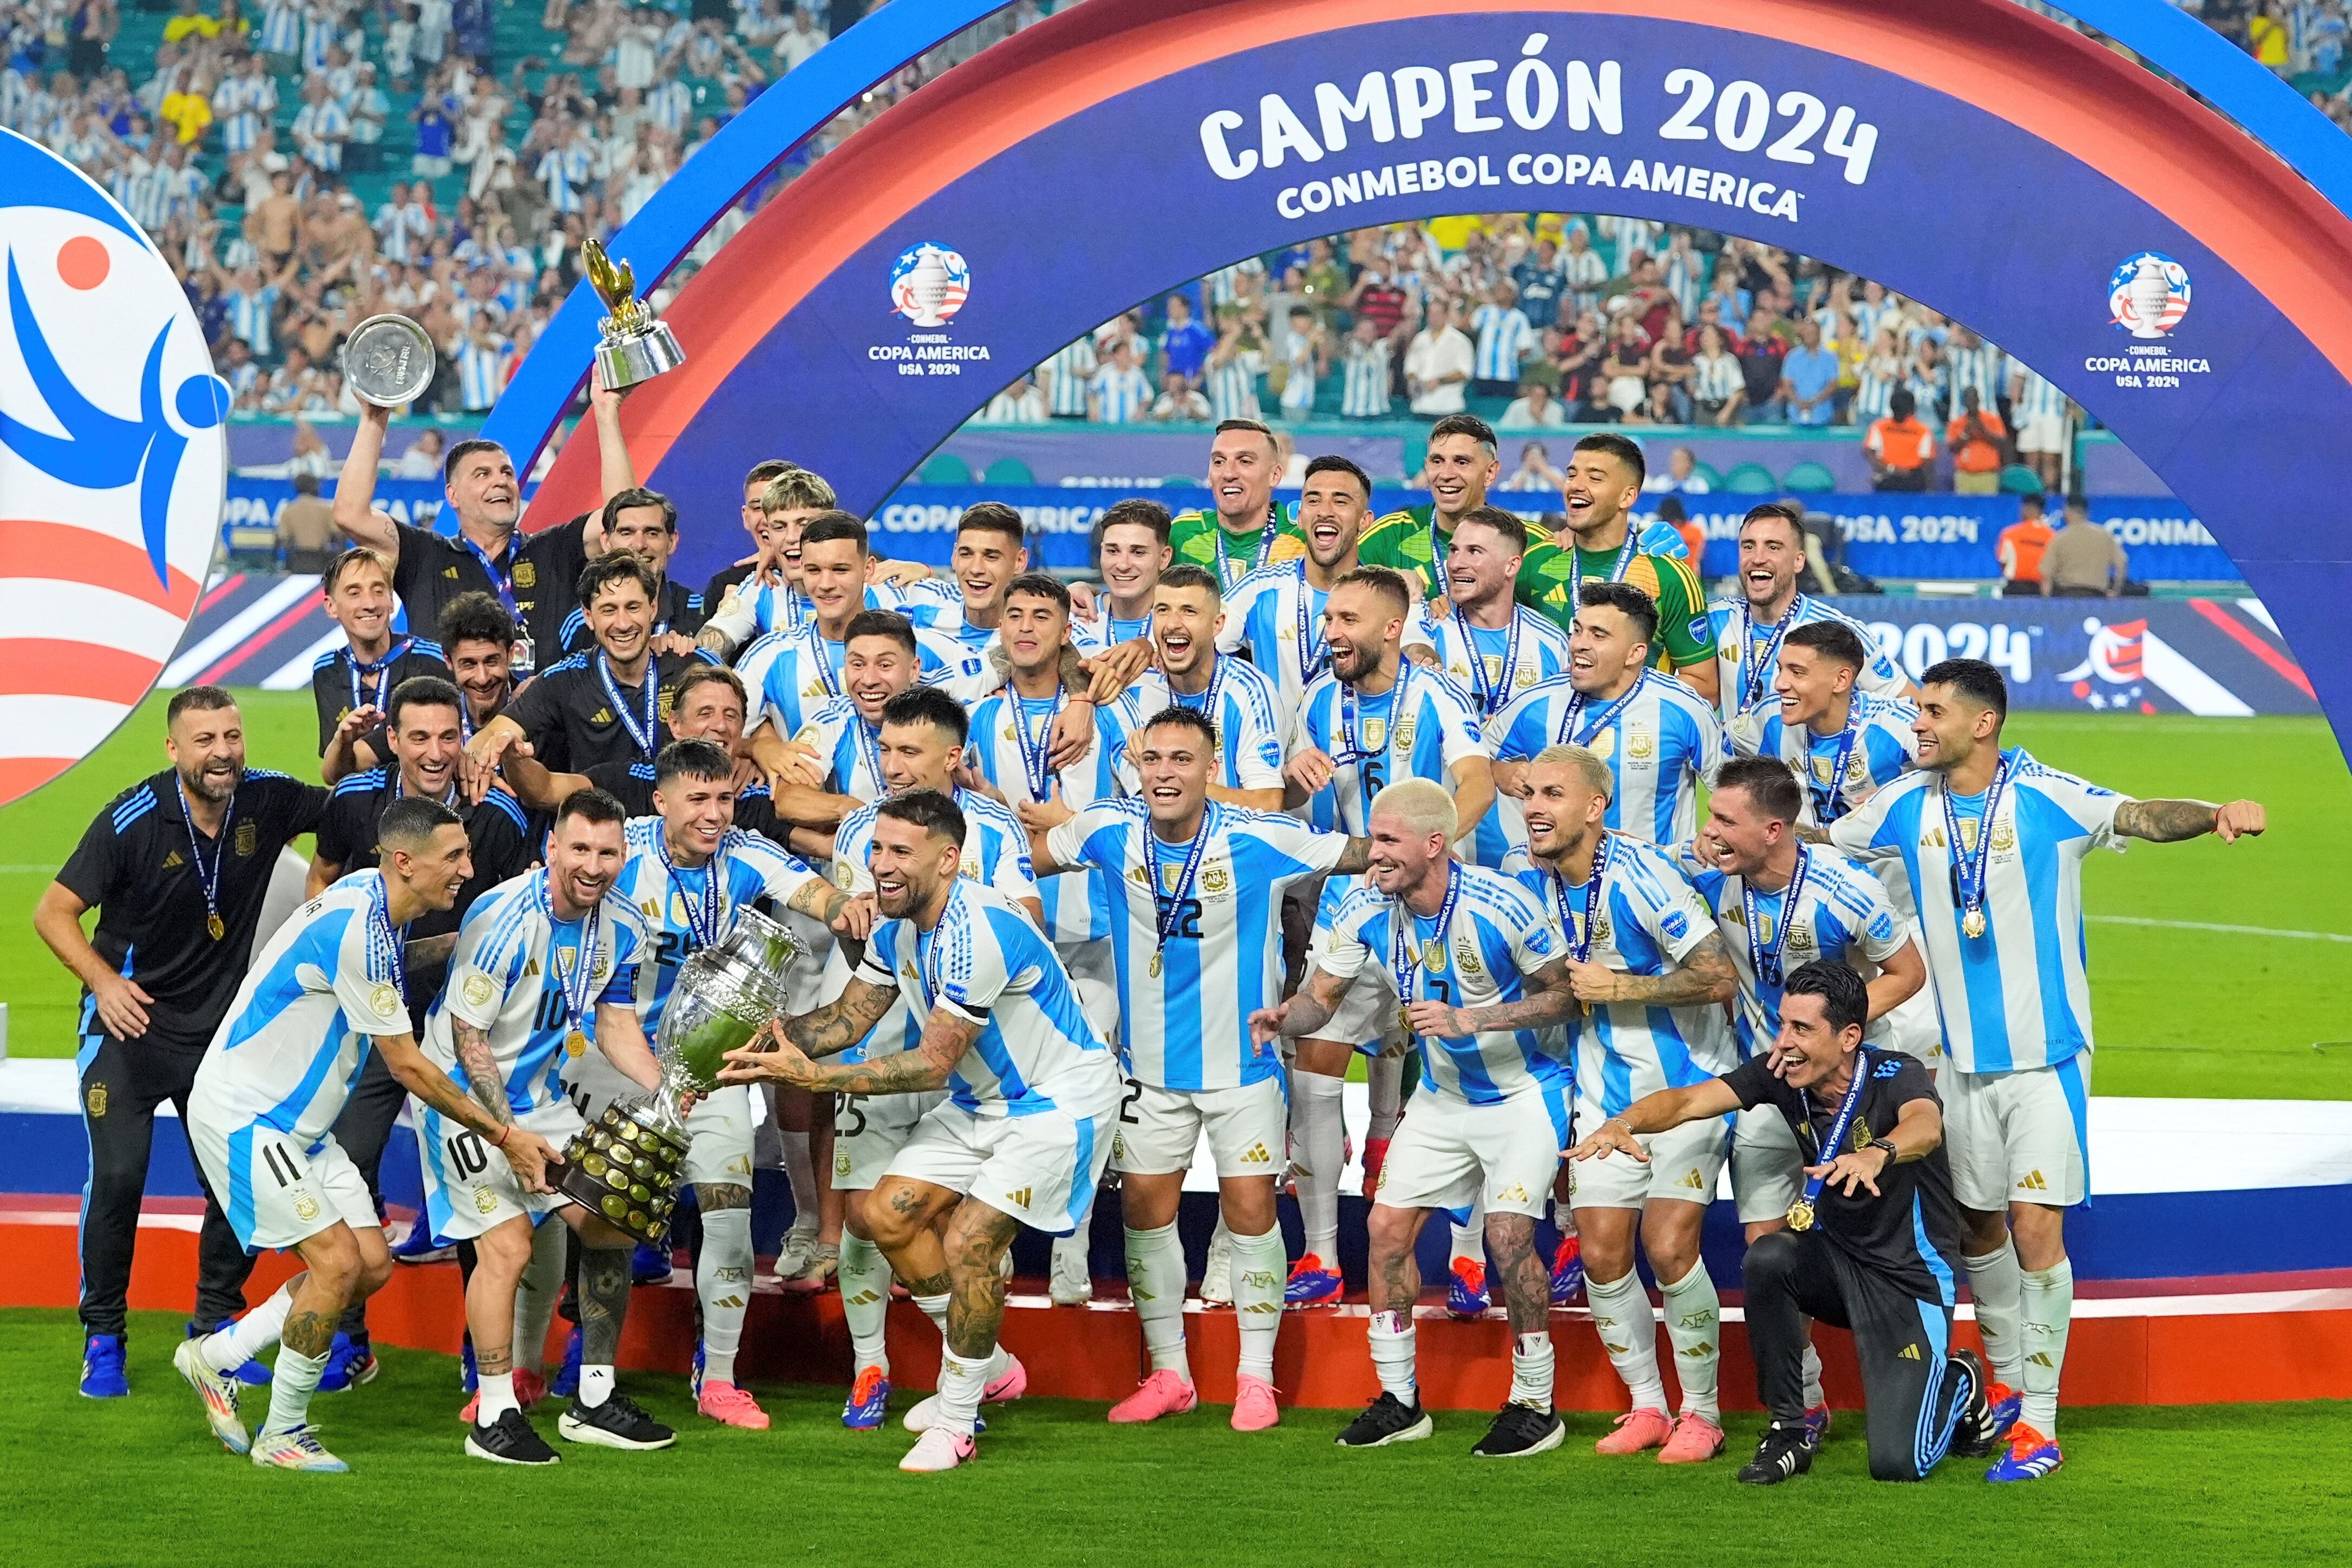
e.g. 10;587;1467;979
412;789;676;1462
1218;454;1394;724
466;555;722;780
1489;582;1727;858
699;458;800;639
1076;496;1170;661
828;689;1040;1427
556;487;707;657
174;797;557;1470
1826;659;2265;1482
897;502;1030;653
1727;620;1919;829
1130;563;1287;811
1706;502;1912;725
1257;779;1580;1456
698;465;842;654
769;610;946;818
35;688;327;1398
1168;418;1306;587
307;546;449;756
1280;567;1491;1308
1545;434;1717;699
1030;707;1366;1430
1511;744;1741;1462
718;791;1123;1473
1570;961;1995;1484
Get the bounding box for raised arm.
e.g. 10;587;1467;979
2113;797;2265;844
332;402;401;559
1447;752;1494;843
497;740;588;812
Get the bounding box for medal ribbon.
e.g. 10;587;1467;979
1150;809;1215;965
1168;651;1228;722
1940;749;2015;939
1017;686;1063;802
1741;846;1811;991
1740;596;1802;709
369;871;407;996
1454;608;1523;717
597;651;661;759
173;773;236;940
1552;832;1613;963
918;882;964;1012
1792;1052;1874;1221
458;533;516;618
1552;672;1646;751
348;636;415;716
1390;861;1462;1039
1338;661;1411;827
849;716;886;802
535;870;604;1040
808;628;845;701
1807;708;1865;823
1214;500;1282;588
1565;533;1637;608
656;830;724;950
1292;567;1328;688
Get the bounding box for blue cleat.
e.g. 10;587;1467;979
550;1326;582;1399
1283;1254;1342;1309
1803;1403;1833;1451
461;1339;478;1394
690;1340;706;1400
842;1364;892;1430
80;1334;128;1398
632;1242;673;1284
1983;1380;2022;1446
1986;1423;2063;1482
316;1332;378;1393
1446;1257;1491;1319
388;1218;453;1264
1549;1237;1584;1307
192;1318;272;1388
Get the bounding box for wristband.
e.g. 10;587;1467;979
490;1122;510;1149
1867;1137;1897;1159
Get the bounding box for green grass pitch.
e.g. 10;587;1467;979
3;693;2348;1099
4;1309;2348;1566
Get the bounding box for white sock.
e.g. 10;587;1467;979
1584;1268;1667;1413
476;1370;517;1423
1511;1330;1555;1411
838;1233;892;1375
1801;1336;1825;1409
513;1218;566;1376
919;1291;1010;1384
2017;1257;2075;1435
1293;1070;1345;1258
1368;1309;1417;1404
1124;1222;1190;1380
936;1347;991;1437
202;1283;292;1372
1366;1052;1404;1142
1231;1224;1286;1383
697;1205;753;1387
1657;1261;1722;1423
1450;1199;1484;1268
580;1363;614;1409
263;1343;327;1435
1963;1239;2026;1389
778;1130;818;1235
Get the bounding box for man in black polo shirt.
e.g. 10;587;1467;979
557;488;707;657
326;591;522;784
309;546;451;756
32;687;330;1397
1570;962;1996;1485
464;554;723;780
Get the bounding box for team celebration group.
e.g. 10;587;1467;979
38;391;2265;1483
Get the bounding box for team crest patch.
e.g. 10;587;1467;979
1591;914;1614;947
369;982;402;1018
292;1192;320;1222
462;973;495;1008
1202;865;1230;895
86;1083;106;1117
1393;718;1416;751
1786;924;1817;957
475;1186;499;1213
670;891;692;926
1851;1117;1873;1152
658;691;675;723
1627;725;1654;762
835;1152;853;1178
1455;937;1484;975
1361;717;1386;750
234;822;259;857
1991;819;2017;852
514;562;537;589
835;862;857;890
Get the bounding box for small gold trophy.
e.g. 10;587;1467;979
581;237;686;391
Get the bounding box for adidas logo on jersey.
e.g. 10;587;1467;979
2017;1170;2049;1191
161;849;185;869
1493;1183;1529;1204
1679;1169;1707;1190
1897;1343;1922;1362
1007;1187;1032;1211
1239;1143;1273;1165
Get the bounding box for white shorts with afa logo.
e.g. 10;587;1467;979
1113;1075;1286;1179
1940;1053;2089;1211
882;1098;1116;1237
831;1086;948;1191
192;1118;379;1255
1568;1112;1731;1211
1377;1080;1571;1219
416;1100;581;1243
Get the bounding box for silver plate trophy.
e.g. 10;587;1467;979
553;905;800;1244
581;237;687;391
341;313;437;407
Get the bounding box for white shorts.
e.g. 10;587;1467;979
192;1119;379;1255
2015;411;2069;455
1567;1112;1729;1211
882;1099;1117;1237
1376;1080;1571;1219
1059;937;1122;1048
1941;1054;2090;1211
1304;882;1405;1054
418;1100;580;1243
831;1085;948;1191
1113;1075;1287;1179
1729;1104;1804;1225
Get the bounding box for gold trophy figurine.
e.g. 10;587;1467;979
581;237;687;391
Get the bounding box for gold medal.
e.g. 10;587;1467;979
1398;1005;1414;1038
1785;1198;1816;1232
1149;951;1163;979
565;1030;588;1058
206;913;225;941
1961;908;1987;939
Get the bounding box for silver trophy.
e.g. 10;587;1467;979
581;237;687;391
554;905;801;1243
342;313;437;407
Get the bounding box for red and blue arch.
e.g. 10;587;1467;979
506;0;2352;758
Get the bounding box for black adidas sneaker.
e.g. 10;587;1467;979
558;1393;677;1451
1470;1401;1565;1459
1335;1391;1433;1448
466;1407;560;1465
1738;1420;1815;1485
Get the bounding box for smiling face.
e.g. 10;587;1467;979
390;700;463;801
667;677;745;750
1520;757;1608;860
1567;600;1647;698
840;633;917;725
1560;445;1640;542
759;505;826;591
1699;780;1782;877
876;716;958;796
1770;989;1862;1091
447;442;520;533
1912;681;1999;775
1738;514;1806;613
605;502;676;579
1150;579;1221;682
1137;721;1212;830
1096;522;1168;610
951;528;1026;616
326;557;395;648
166;701;246;806
867;811;959;920
544;813;626;916
1424;432;1498;525
1298;468;1369;570
1363;805;1447;898
797;535;867;628
653;769;736;863
1773;644;1853;730
1322;580;1399;685
1206;425;1278;525
389;822;474;913
1001;588;1068;678
1445;517;1521;616
585;576;653;666
446;636;513;719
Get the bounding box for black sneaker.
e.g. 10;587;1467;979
1946;1348;1999;1458
557;1394;677;1451
466;1408;560;1465
1738;1420;1815;1486
1470;1401;1565;1459
1334;1391;1433;1448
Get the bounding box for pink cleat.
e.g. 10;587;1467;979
697;1381;771;1429
898;1426;975;1472
1659;1410;1726;1464
1595;1407;1673;1455
1108;1369;1197;1425
1230;1374;1280;1432
901;1353;1028;1432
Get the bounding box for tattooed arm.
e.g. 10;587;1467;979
711;976;900;1072
1331;836;1374;875
1404;955;1580;1038
451;1020;512;1126
785;874;877;939
720;996;977;1095
1254;964;1354;1045
2113;797;2266;843
377;1032;558;1191
1564;930;1740;1008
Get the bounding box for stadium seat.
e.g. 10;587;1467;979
1722;462;1780;494
981;457;1035;486
1999;463;2047;495
1691;461;1727;490
1781;461;1837;494
920;452;974;485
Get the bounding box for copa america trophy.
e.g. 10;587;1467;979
342;313;437;407
581;237;687;391
553;906;801;1244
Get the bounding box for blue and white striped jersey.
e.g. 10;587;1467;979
1673;843;1911;1060
192;871;412;1149
1728;692;1919;828
422;869;647;1117
1129;654;1288;795
1070;610;1155;665
1829;750;2126;1074
966;686;1144;947
1507;835;1729;1124
1705;594;1910;724
1471;303;1534;382
1293;664;1485;838
725;579;913;645
855;879;1120;1117
1486;670;1726;850
1048;799;1349;1091
613;818;819;1035
791;696;890;805
1426;607;1573;869
1319;863;1569;1106
1217;561;1438;726
739;623;994;743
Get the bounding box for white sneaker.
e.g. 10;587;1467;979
1198;1222;1234;1305
250;1424;348;1472
1049;1237;1091;1306
902;1352;1026;1432
898;1426;974;1472
173;1336;248;1454
775;1223;819;1281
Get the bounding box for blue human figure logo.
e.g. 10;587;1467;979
0;249;230;588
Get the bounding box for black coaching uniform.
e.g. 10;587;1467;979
55;768;328;1340
1729;1048;1975;1482
309;637;453;754
556;574;707;657
498;647;724;773
388;517;589;676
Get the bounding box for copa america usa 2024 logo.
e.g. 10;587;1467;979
890;243;971;327
2108;251;2191;338
0;127;228;806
